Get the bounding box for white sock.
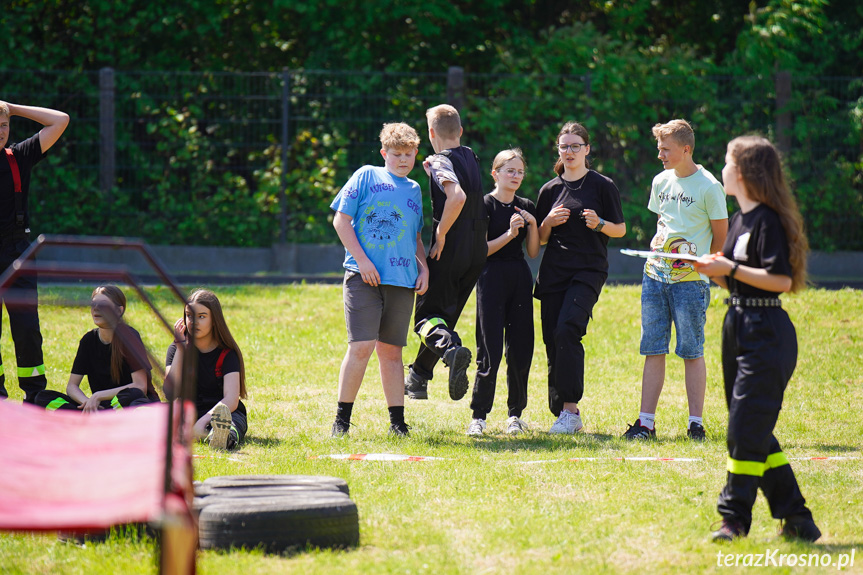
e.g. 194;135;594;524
638;412;655;430
688;415;703;427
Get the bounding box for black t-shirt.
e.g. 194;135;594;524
72;327;151;394
1;133;45;229
723;204;793;298
533;171;625;297
484;193;537;262
166;343;246;416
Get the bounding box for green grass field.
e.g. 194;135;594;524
1;284;861;574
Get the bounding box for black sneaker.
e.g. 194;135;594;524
711;518;747;542
622;419;656;440
331;417;351;438
781;515;822;542
404;369;428;400
688;422;706;441
443;346;471;401
389;421;411;437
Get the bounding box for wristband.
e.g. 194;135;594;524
729;262;740;278
594;218;605;233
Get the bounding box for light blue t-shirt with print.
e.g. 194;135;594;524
644;165;727;283
330;166;424;289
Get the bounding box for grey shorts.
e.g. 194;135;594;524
343;271;415;346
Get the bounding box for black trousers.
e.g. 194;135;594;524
539;281;600;416
717;306;812;531
34;388;159;411
470;259;533;419
409;220;487;380
0;236;47;402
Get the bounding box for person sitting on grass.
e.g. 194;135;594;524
34;285;158;412
165;289;247;451
329;122;427;438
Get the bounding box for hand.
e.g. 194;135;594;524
581;208;601;230
542;205;570;228
79;394;103;413
357;257;381;287
429;229;446;260
193;415;210;439
507;212;526;238
692;252;731;277
415;265;429;295
173;318;187;344
422;159;431;177
514;206;536;228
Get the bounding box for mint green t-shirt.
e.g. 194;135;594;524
644;165;727;283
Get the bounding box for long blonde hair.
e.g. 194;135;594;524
187;289;246;398
728;136;809;291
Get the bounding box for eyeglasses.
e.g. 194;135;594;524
557;143;587;153
501;168;525;177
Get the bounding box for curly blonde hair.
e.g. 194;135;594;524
380;122;420;150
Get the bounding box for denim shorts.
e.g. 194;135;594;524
640;273;710;359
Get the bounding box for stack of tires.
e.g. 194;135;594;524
195;475;359;553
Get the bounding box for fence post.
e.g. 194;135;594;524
280;69;291;244
99;67;116;199
584;72;592;118
775;70;792;156
447;67;465;111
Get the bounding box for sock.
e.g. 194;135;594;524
639;412;656;430
388;405;405;426
688;415;703;428
336;401;353;424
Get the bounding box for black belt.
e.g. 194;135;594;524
725;296;782;308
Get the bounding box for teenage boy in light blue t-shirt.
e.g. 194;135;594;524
329;122;428;438
623;119;728;441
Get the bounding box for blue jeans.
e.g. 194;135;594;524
640;274;710;359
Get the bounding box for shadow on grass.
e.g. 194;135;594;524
243;435;285;448
410;431;705;454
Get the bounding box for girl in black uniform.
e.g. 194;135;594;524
694;136;820;542
166;289;247;451
535;122;626;434
34;285;158;411
467;149;539;437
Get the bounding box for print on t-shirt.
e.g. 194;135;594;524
361;204;407;246
649;221;700;282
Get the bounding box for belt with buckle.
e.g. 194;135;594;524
725;296;782;308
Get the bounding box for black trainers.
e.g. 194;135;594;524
622;419;656;440
443;346;471;401
688;421;706;441
711;518;747;542
389;421;411;437
331;417;351;438
781;514;822;542
404;369;429;400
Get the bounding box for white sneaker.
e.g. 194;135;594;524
549;409;583;434
467;418;486;436
208;403;232;449
505;416;528;435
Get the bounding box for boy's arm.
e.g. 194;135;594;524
429;181;466;260
414;232;428;295
5;102;70;153
709;218;728;254
333;210;380;286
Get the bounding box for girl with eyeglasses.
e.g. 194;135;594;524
34;285;158;412
466;148;539;437
534;122;626;435
694;136;820;543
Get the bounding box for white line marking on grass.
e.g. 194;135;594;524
193;454;245;463
789;456;859;460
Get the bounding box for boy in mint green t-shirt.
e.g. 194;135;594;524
623;119;728;441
